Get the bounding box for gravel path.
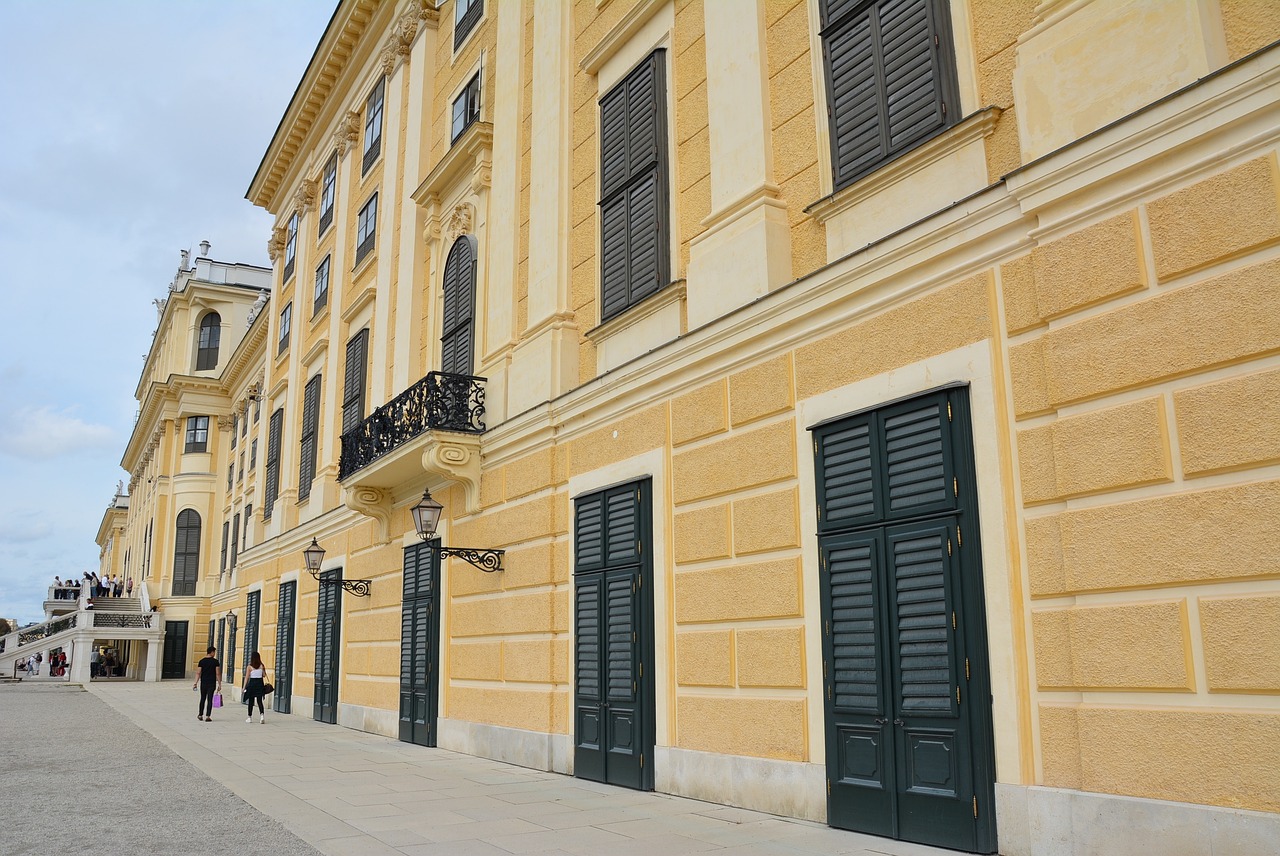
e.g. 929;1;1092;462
0;682;321;856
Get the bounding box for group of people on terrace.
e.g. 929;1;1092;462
51;573;132;600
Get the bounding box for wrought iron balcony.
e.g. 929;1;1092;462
339;371;486;480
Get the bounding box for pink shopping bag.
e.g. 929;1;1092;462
212;692;223;708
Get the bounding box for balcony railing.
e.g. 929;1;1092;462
339;371;486;480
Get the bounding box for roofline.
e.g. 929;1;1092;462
245;0;388;213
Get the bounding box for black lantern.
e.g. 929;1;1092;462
302;537;371;597
411;487;504;573
410;489;445;540
303;538;325;573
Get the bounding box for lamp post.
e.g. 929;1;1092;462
410;489;504;572
302;537;372;596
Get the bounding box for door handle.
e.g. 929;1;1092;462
874;717;888;726
893;718;905;727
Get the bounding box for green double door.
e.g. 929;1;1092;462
573;480;655;791
814;387;996;854
400;541;440;747
314;570;342;725
274;581;296;714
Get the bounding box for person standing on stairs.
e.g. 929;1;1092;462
194;646;221;722
243;652;268;723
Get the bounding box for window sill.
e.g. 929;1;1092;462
351;243;377;278
585;281;685;374
311;301;330;324
805;107;1001;225
413;121;493;204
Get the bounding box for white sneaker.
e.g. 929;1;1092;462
246;716;252;723
259;714;265;723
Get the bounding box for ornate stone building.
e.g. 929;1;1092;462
96;1;1280;853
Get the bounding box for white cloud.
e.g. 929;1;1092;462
0;405;116;459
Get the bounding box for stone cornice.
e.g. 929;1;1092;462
247;0;437;212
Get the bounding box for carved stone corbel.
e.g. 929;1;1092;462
332;110;361;157
416;0;440;27
422;433;483;513
267;226;288;262
343;485;393;544
293;179;318;213
216;415;234;431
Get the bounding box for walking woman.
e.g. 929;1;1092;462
243;652;269;723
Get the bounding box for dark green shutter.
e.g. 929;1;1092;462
342;330;369;434
814;387;995;852
315;570;342;724
298;374;322;500
230;513;239;569
441;238;476;376
172;510;200;596
264;408;284;518
599;51;668;322
573;480;652;791
400;541;439;746
274;580;296;714
220;522;229;572
821;0;956;189
243;590;260;675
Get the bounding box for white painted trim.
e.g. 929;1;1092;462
580;0;667;78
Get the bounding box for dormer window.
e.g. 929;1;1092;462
283;212;298;281
196;312;221;370
363;77;385;175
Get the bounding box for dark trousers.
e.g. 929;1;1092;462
244;677;265;714
199;681;217;717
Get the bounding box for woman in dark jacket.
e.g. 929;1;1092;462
242;651;269;723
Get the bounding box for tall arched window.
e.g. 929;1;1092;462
172;509;201;596
196;312;221;370
440;236;477;376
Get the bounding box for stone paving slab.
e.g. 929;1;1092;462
81;681;960;856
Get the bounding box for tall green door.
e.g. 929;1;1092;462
161;620;188;679
400;541;440;747
274;581;296;714
314;570;343;725
814;387;996;854
573;480;654;790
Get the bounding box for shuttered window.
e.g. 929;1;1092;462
820;0;958;190
243;590;260;676
298;374;322;501
356;194;377;264
230;513;240;569
263;407;284;520
440;237;476;376
172;509;201;596
342;329;369;434
219;520;229;574
598;51;669;323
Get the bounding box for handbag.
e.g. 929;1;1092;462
263;682;274;695
212;692;223;708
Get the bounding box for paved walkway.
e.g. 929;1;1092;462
84;680;954;856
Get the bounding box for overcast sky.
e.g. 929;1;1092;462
0;2;334;625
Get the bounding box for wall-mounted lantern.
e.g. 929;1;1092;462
302;537;371;596
410;489;504;572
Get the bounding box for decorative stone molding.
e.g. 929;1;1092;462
293;179;318;212
343;485;393;544
332;110;361;157
267;226;288;262
422;433;483;513
416;0;440;26
216;415;234;431
445;203;474;244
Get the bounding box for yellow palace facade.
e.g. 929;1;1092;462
106;1;1280;853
